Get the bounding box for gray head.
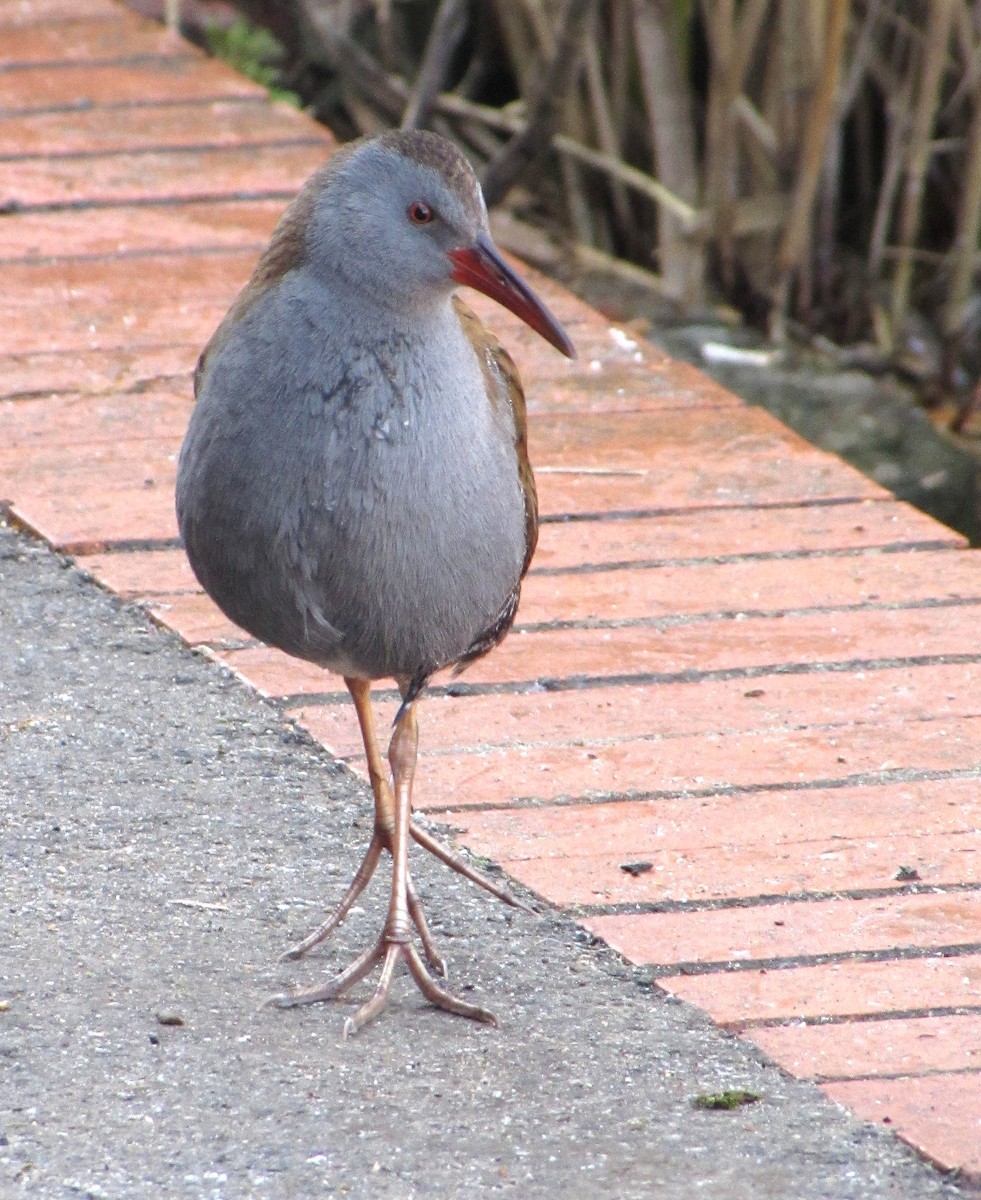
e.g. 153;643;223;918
310;132;485;302
270;131;574;357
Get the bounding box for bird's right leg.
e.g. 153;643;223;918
279;676;444;972
269;699;493;1033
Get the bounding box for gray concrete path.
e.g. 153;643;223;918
0;521;967;1199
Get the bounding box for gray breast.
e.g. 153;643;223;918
176;277;526;683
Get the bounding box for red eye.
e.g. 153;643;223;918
407;201;434;225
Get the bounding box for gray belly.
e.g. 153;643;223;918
177;349;526;683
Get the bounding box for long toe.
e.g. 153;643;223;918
279;834;385;962
406;873;448;976
267;934;495;1033
265;940;384;1009
404;944;496;1026
411;821;537;915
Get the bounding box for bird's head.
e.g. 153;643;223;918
304;130;575;358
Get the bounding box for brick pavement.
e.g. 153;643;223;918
1;0;979;1182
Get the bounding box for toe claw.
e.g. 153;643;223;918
261;991;298;1011
270;935;493;1034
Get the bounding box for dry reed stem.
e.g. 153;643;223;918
278;0;981;387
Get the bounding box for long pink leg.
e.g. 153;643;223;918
278;677;444;969
268;693;495;1032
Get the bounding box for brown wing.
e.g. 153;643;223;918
450;296;539;676
453;296;538;572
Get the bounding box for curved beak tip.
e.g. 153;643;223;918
450;240;576;360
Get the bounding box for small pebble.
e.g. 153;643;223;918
155;1010;185;1027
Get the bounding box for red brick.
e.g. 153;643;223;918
220;645;329;699
434;711;980;809
293;660;981;752
286;695;397;761
510;338;743;416
523;367;741;416
532;405;803;468
147;590;249;646
518;549;981;625
4;142;329;209
453;777;981;906
2;389;190;448
0;15;185;65
4;436;182;550
11;486;177;552
436;656;977;747
533;444;887;514
583;890;981;968
821;1074;981;1178
76;547;194;596
290;705;981;813
0;59;263;111
745;1013;981;1081
660;954;981;1024
480;830;977;908
0;253;252;355
0;97;322;157
533;499;960;571
0;0;119;24
463;601;980;687
458;776;980;861
0;345;195;398
0;201;284;264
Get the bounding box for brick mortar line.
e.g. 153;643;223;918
0;135;328;165
813;1067;981;1085
0;95;275;118
649;941;981;978
0;13;123;29
0;53;199;75
412;713;973;761
529;539;962;577
421;766;981;814
727;1004;981;1032
187;594;981;652
274;650;981;709
0;244;266;269
516;595;981;635
1;378;190;405
79;536;184;554
0;188;300;214
52;496;893;532
572;881;981;919
538;496;901;522
50;530;958;564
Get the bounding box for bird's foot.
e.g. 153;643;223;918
279;834;447;976
279;832;384;963
266;935;496;1035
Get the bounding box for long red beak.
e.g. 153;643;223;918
449;234;575;359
